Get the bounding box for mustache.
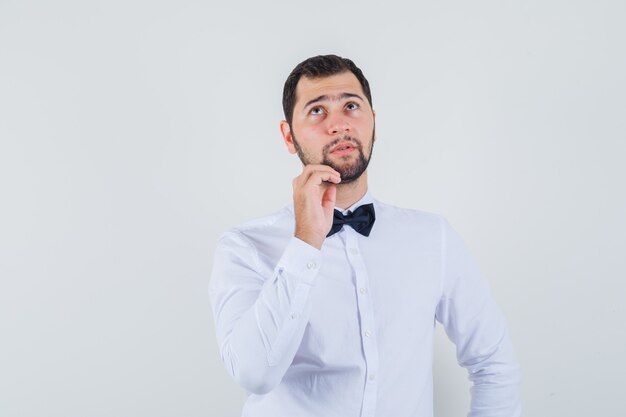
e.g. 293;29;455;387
323;135;362;153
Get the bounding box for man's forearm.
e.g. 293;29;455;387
209;234;321;394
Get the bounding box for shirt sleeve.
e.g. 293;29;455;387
208;231;321;395
435;219;522;417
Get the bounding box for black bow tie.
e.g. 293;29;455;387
327;203;376;237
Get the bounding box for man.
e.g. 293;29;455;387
209;55;521;416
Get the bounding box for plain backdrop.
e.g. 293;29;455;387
1;1;625;416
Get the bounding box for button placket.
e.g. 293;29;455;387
344;230;379;417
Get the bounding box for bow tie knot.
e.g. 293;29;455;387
327;203;376;237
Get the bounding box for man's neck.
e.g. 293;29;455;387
334;173;368;210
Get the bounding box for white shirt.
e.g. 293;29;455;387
209;191;521;417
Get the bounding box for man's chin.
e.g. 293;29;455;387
329;165;366;183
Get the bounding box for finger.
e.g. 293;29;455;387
321;184;337;210
294;166;341;189
300;164;341;181
306;170;342;187
302;164;340;175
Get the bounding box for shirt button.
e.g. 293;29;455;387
290;312;298;319
359;287;367;295
369;374;376;381
364;330;372;337
306;261;317;270
350;248;359;256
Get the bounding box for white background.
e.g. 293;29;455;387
1;1;625;416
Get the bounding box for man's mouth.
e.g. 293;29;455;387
330;142;357;155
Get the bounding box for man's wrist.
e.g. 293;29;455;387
294;230;325;250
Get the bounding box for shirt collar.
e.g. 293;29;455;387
286;188;375;215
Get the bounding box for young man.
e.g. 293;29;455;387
209;55;521;417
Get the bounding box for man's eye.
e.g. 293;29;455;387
346;102;359;110
310;107;324;115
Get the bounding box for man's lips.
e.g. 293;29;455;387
330;142;357;155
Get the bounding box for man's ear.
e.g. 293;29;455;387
372;110;377;142
280;120;297;154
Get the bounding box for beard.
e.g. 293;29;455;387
292;127;375;184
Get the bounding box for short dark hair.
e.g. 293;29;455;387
282;54;373;126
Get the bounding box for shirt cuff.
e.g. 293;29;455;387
276;237;322;286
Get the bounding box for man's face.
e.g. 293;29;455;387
280;71;376;183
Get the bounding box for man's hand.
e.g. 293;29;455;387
292;165;341;250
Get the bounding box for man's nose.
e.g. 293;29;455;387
326;112;350;135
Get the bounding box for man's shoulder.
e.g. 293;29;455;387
370;198;448;246
218;205;294;246
373;198;445;225
233;205;292;232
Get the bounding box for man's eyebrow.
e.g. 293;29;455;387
302;92;364;110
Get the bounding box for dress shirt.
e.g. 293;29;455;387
209;191;522;417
